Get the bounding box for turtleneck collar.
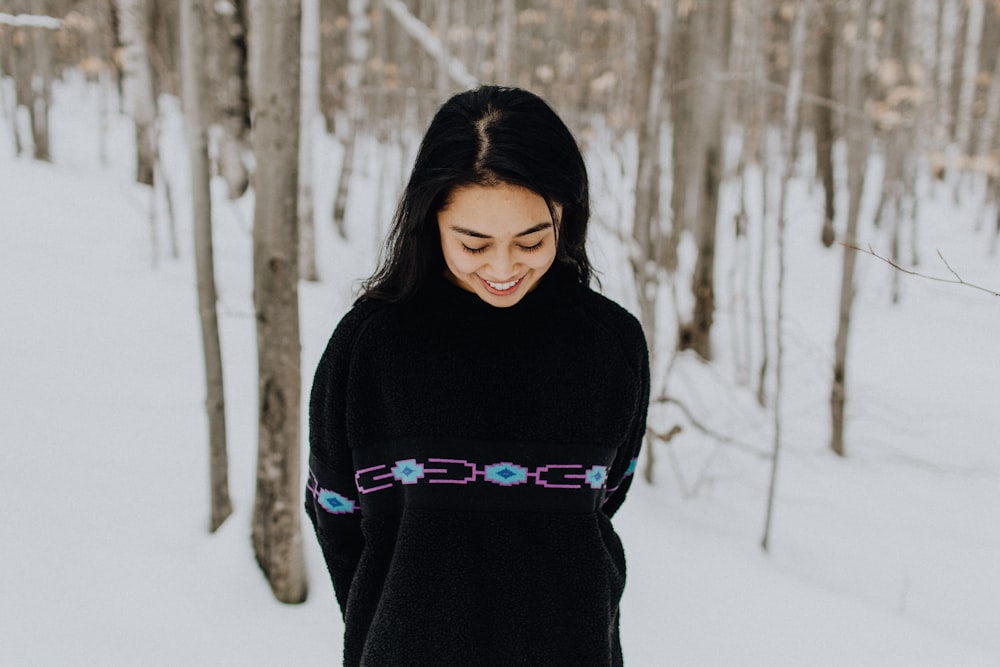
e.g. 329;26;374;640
422;264;580;318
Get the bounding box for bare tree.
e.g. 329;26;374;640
205;0;250;199
815;0;837;247
953;0;984;156
678;0;731;360
298;0;320;281
630;0;673;482
831;0;873;458
180;0;233;533
250;0;308;605
762;0;810;553
116;0;156;184
331;0;369;239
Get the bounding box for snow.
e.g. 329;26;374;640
2;78;999;665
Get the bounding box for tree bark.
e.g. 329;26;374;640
631;0;673;483
206;0;251;199
831;0;872;458
331;0;369;239
679;0;730;361
117;0;157;185
181;0;233;533
250;0;308;605
762;0;810;553
298;0;320;281
27;0;52;162
816;0;837;247
953;0;984;156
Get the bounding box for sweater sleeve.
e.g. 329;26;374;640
305;303;377;615
601;312;650;518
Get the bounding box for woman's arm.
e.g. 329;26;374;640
305;304;377;614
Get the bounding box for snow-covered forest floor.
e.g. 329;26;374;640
2;79;999;665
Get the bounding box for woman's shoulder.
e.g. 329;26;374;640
319;297;400;362
570;286;648;377
577;287;645;344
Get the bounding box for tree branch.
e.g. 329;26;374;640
382;0;479;89
0;12;62;28
844;244;1000;297
652;394;770;459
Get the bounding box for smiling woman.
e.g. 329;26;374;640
305;86;650;667
437;183;559;306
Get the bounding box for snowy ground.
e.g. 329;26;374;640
2;80;999;665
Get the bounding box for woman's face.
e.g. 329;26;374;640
437;183;560;308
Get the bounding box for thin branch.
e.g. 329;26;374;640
845;243;1000;297
652;394;770;459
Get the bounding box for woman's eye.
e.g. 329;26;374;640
462;244;488;254
519;240;544;251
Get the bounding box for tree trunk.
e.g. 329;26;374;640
763;0;811;553
679;0;730;361
631;0;673;484
181;0;233;533
954;0;984;156
831;0;872;458
206;0;251;199
494;0;515;84
117;0;157;185
298;0;320;281
331;0;370;239
28;0;52;162
250;0;308;605
816;1;837;247
935;0;959;144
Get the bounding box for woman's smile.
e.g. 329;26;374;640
437;182;560;307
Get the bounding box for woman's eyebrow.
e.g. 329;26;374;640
448;222;553;239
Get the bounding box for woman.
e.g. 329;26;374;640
306;86;649;666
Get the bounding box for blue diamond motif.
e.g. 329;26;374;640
585;465;608;489
391;459;425;484
318;490;356;515
484;462;528;486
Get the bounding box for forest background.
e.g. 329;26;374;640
3;0;1000;664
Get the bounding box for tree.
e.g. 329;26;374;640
830;0;874;458
116;0;156;184
762;0;811;552
297;0;320;281
180;0;232;532
250;0;308;604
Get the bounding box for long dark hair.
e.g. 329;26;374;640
359;86;592;303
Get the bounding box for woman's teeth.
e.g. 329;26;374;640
486;278;518;290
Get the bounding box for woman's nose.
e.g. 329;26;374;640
488;247;517;278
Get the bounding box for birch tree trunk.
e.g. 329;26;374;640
954;0;984;156
762;0;810;553
206;0;250;199
679;0;730;361
935;0;959;144
631;0;673;484
28;0;52;162
494;0;515;84
831;0;872;458
955;0;984;155
816;0;837;247
117;0;157;185
298;0;320;281
250;0;308;605
331;0;369;239
181;0;233;532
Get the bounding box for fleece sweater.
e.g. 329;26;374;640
305;267;650;667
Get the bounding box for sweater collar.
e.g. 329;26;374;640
424;265;579;318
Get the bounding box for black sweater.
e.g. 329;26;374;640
306;268;650;666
